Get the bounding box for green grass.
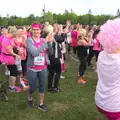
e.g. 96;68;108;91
0;54;105;120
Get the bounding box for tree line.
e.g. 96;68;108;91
0;11;116;26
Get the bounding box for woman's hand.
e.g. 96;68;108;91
45;33;52;43
15;54;21;60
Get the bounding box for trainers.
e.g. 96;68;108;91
8;87;16;92
38;104;48;112
15;86;21;92
8;86;21;92
48;88;53;92
78;78;86;84
28;100;34;108
60;76;65;79
54;88;61;92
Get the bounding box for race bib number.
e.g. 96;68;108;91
34;55;45;66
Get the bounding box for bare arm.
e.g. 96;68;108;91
87;33;92;44
5;45;17;57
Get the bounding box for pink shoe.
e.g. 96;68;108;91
15;86;21;92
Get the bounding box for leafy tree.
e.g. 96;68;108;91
1;18;8;26
44;11;54;24
0;11;116;26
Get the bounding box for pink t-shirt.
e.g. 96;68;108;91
0;35;4;52
29;38;47;71
2;37;13;54
13;37;27;60
71;30;78;47
0;37;15;64
93;36;101;51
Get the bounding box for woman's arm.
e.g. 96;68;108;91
46;42;53;56
26;38;48;57
5;45;18;57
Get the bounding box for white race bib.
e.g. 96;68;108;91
34;55;45;66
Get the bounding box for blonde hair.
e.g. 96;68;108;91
80;29;87;36
78;28;87;41
8;26;18;37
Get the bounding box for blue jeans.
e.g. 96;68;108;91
27;69;47;94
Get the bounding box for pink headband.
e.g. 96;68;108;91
31;23;42;29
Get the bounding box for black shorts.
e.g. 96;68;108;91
7;65;18;77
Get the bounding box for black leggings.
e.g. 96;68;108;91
68;44;71;53
77;46;88;77
87;46;94;66
93;50;100;62
21;59;27;76
87;48;100;65
48;58;61;89
73;47;77;55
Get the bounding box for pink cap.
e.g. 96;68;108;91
31;23;42;30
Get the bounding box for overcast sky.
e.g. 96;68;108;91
0;0;120;17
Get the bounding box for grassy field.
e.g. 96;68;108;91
0;54;105;120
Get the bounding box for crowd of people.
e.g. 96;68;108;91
0;18;120;120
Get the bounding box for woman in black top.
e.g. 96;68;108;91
77;28;91;84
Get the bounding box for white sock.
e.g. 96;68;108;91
40;103;43;106
20;80;26;88
28;97;33;101
9;86;15;89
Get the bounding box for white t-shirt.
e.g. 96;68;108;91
95;51;120;112
15;57;22;71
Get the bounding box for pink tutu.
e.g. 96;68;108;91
0;54;15;65
97;106;120;120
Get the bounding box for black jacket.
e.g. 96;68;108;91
49;33;65;61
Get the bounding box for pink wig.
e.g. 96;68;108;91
98;18;120;53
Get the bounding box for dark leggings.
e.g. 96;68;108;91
73;46;77;55
87;46;94;66
48;58;61;89
68;44;71;53
93;50;100;62
87;48;100;64
77;46;88;77
28;69;46;94
21;59;27;76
